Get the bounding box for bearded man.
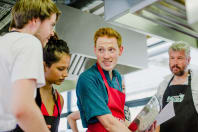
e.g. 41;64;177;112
156;41;198;132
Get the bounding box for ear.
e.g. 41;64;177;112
119;46;123;56
30;18;36;25
29;18;41;33
31;18;41;27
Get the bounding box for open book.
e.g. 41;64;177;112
128;96;175;131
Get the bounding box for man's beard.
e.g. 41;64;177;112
171;65;185;76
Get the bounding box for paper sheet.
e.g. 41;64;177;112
155;101;175;126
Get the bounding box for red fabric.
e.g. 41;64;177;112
40;90;62;117
87;63;125;132
128;122;138;131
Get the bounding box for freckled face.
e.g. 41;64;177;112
94;36;123;72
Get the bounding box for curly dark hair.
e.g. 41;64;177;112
43;35;70;67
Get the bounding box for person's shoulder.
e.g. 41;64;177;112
79;64;98;80
10;32;41;50
1;32;39;45
162;74;173;81
190;68;198;85
19;33;41;45
10;32;39;41
77;64;100;91
158;74;172;89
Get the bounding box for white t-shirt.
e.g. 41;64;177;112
0;32;45;131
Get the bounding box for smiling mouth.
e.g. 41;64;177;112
59;79;65;82
103;61;112;65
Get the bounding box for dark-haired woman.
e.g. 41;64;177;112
37;35;70;132
14;35;71;132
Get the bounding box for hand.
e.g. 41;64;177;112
145;121;157;132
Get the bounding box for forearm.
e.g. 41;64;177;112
11;79;49;132
97;114;131;132
68;118;79;132
67;111;80;132
14;101;49;132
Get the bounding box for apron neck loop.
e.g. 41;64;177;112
52;88;60;117
96;63;110;89
188;69;191;87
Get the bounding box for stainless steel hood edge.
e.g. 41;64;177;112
105;0;198;48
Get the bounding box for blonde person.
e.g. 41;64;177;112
0;0;60;131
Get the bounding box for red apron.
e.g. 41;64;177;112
87;63;126;132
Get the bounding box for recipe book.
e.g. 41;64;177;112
129;96;175;131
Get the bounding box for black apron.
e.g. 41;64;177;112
36;88;60;132
12;88;60;132
161;70;198;132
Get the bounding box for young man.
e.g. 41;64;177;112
68;79;131;132
156;41;198;132
76;27;131;132
0;0;60;131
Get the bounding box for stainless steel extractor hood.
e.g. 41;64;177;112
105;0;198;47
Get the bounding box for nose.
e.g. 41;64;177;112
63;70;68;78
50;30;55;37
103;51;110;59
171;59;179;67
174;58;179;64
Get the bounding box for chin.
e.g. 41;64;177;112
175;72;184;76
172;70;183;76
98;62;114;71
55;82;62;85
42;40;48;47
102;66;113;71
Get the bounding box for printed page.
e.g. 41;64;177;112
155;101;175;126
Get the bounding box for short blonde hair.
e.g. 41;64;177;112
12;0;61;29
94;27;122;48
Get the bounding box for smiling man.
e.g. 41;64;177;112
156;41;198;132
76;27;131;132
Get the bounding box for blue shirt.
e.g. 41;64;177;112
76;64;122;128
